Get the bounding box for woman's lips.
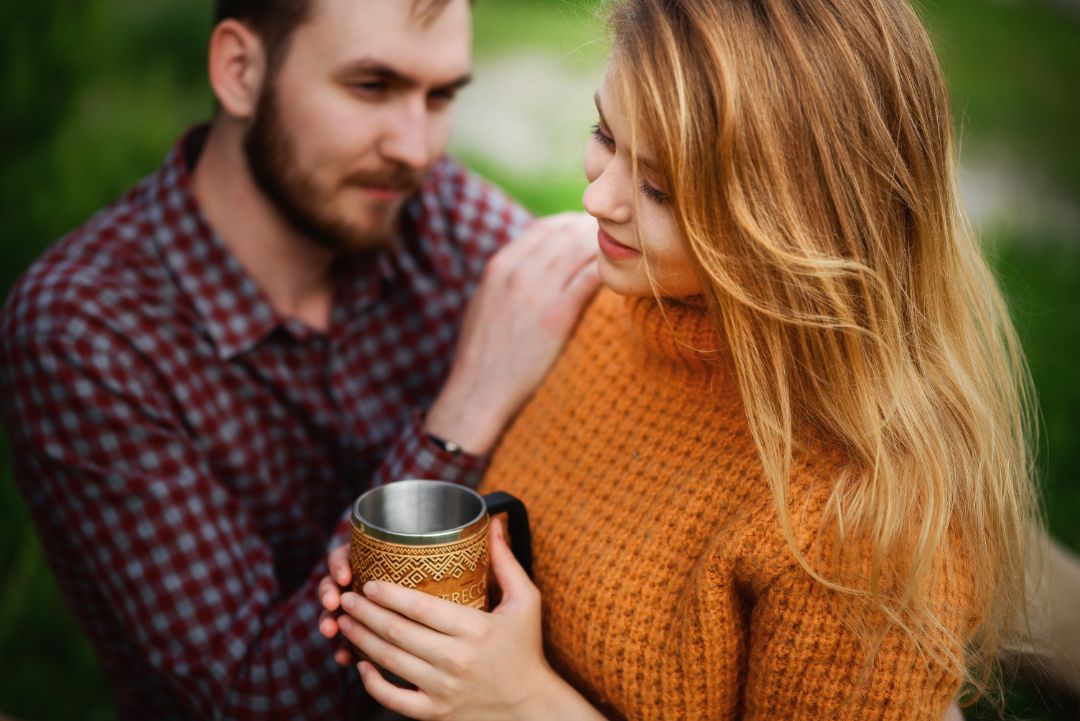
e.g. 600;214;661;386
597;228;641;260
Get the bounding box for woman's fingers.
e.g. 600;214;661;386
342;591;460;660
489;521;540;614
356;583;484;638
357;661;435;720
338;613;439;690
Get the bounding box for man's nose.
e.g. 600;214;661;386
380;100;431;171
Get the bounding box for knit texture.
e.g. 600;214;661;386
479;289;968;720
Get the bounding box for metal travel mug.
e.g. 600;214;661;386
349;479;532;610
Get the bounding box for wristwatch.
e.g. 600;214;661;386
426;432;464;456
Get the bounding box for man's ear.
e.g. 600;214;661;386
208;19;267;120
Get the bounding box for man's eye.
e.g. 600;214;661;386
428;89;458;108
353;81;388;95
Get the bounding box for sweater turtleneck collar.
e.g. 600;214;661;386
622;292;732;369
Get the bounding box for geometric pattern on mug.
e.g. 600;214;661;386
350;525;489;586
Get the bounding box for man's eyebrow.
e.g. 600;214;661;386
336;58;472;93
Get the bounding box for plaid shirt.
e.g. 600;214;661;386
0;128;529;720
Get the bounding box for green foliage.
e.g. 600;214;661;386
1;1;104;295
472;0;607;65
993;239;1080;549
919;0;1080;192
0;442;114;721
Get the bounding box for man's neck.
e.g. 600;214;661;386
191;119;336;332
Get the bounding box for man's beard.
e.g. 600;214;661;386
243;82;425;253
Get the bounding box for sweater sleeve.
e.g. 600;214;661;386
742;563;961;721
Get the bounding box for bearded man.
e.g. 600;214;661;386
0;0;598;718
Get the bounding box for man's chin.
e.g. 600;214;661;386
307;204;405;254
350;207;406;251
340;229;399;254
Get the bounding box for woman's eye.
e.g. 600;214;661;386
640;181;668;205
591;123;615;150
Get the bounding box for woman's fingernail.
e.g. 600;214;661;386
363;581;378;597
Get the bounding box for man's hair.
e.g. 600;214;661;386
215;0;463;71
215;0;310;71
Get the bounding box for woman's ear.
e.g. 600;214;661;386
207;19;268;120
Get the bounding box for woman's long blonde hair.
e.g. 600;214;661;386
609;0;1039;698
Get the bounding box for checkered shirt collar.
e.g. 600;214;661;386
145;126;387;359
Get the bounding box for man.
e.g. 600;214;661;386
0;0;599;718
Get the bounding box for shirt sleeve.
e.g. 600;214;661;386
368;409;489;489
742;563;963;721
1;329;349;721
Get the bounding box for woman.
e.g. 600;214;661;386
321;0;1039;718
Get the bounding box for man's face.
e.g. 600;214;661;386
244;0;472;252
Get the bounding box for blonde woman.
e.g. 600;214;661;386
321;0;1040;718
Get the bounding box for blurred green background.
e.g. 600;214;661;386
1;0;1077;719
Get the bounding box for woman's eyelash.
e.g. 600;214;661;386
591;123;615;149
640;181;668;205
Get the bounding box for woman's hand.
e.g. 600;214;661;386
335;520;558;721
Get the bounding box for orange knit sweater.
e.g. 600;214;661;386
479;289;968;720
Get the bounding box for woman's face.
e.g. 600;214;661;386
583;63;702;298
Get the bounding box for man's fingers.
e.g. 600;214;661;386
564;257;601;305
328;544;351;587
318;575;341;611
334;646;354;668
319;610;340;639
513;212;593;264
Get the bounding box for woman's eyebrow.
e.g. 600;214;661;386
594;90;662;175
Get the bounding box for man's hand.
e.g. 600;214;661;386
424;212;600;454
317;544;355;667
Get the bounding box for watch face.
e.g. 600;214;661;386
427;433;463;456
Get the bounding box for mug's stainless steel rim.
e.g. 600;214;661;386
351;479;488;546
